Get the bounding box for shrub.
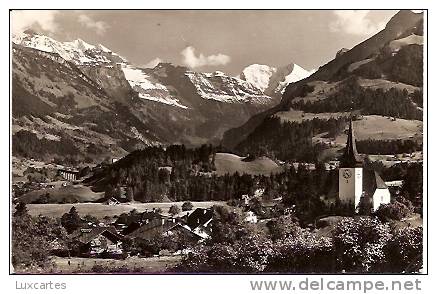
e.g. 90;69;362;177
182;201;194;211
168;204;181;216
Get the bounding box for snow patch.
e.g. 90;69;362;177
121;65;188;109
185;71;271;104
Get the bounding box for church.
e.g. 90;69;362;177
338;120;391;212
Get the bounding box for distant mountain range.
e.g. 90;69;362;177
12;30;313;161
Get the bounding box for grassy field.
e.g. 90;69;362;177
358;78;421;94
350;115;422;140
27;201;225;219
214;152;283;176
276;110;349;123
19;184;104;204
16;256;182;274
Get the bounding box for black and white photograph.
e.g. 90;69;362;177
9;8;426;278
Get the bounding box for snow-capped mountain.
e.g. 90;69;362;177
185;70;271;104
239;64;277;92
13;31;276;109
239;63;314;96
12;31;284;160
12;30;125;66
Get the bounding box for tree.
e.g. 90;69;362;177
12;205;67;269
333;217;391;273
267;228;333;273
14;202;28;217
356;193;373;215
168;204;181;216
375;201;411;222
266;216;299;241
182;201;193;211
385;226;423;273
61;206;82;234
126;187;134;202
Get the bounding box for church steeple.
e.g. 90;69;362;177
340;119;362;168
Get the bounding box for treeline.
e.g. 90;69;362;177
386;44;423;87
175;207;422;273
235;116;348;162
356;139;422;155
12;130;80;159
87;145;259;203
337;44;423;88
291;77;422;120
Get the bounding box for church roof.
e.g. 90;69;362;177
340;119;363;168
363;170;389;191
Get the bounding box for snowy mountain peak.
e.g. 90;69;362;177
97;44;112;53
240;64;277;92
12;32;115;66
70;38;96;51
239;63;313;95
275;63;315;93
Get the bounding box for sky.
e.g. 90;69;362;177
11;10;399;75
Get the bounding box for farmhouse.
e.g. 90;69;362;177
70;227;124;257
127;218;179;240
338;120;391;212
186;208;213;238
164;223;203;243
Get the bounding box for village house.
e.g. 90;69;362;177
124;209;212;247
70;227;124;257
105;197;120;206
126;218;178;240
186;208;213;239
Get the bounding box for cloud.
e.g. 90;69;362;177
11;10;59;34
143;57;163;68
181;46;230;68
330;10;386;36
78;14;109;35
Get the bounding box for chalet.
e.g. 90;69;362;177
70;227;124;257
58;168;79;181
186;208;213;238
121;211;163;235
105;197;120;206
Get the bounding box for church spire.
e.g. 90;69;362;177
340;119;362;168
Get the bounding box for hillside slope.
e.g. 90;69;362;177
222;10;424;162
11;32;288;161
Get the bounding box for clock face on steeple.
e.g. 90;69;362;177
342;169;352;179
